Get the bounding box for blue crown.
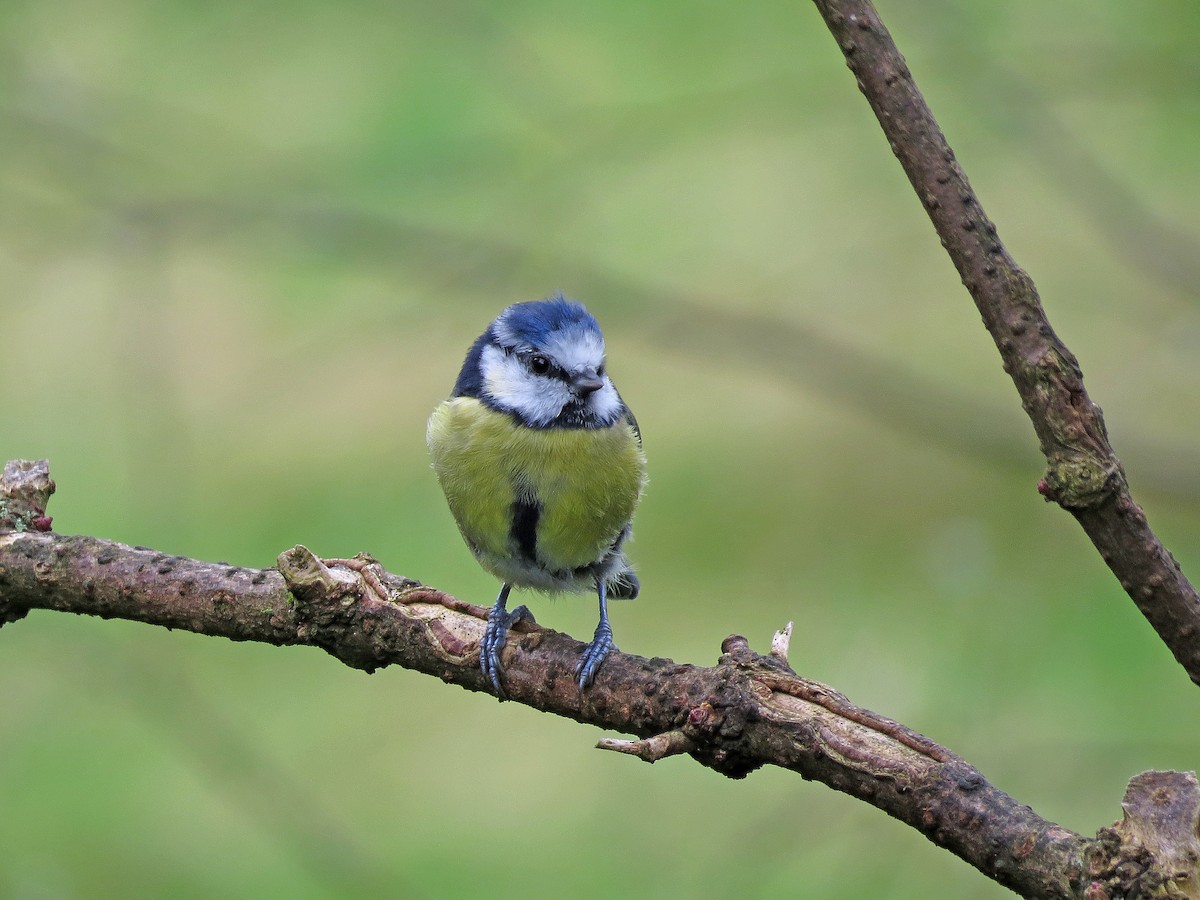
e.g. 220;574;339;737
493;294;602;350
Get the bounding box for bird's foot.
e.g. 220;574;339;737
576;621;616;690
480;602;534;700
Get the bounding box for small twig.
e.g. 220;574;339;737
596;730;696;763
770;621;793;665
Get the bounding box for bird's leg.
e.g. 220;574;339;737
576;580;617;689
480;583;534;700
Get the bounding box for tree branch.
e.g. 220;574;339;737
810;0;1200;687
3;9;1198;899
2;460;1197;897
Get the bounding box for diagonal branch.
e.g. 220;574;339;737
811;0;1200;686
2;460;1198;897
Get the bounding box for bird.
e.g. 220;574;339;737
427;295;647;698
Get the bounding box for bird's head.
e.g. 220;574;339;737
457;295;624;428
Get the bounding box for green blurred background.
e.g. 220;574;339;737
3;1;1200;897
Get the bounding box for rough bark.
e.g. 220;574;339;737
2;460;1198;897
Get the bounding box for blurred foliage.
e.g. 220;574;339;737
3;1;1200;897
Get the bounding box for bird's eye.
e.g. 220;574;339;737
596;363;606;377
529;354;551;375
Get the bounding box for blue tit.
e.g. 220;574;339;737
427;295;647;698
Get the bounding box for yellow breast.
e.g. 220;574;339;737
427;397;646;589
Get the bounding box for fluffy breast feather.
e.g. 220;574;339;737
427;397;646;591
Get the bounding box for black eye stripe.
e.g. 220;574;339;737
513;349;607;385
516;350;556;376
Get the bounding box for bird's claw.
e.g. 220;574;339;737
480;602;533;700
576;621;616;690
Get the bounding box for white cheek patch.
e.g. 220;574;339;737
590;381;622;422
480;344;571;426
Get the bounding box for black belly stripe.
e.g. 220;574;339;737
510;498;541;562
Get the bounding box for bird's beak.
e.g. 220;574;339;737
571;369;604;396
